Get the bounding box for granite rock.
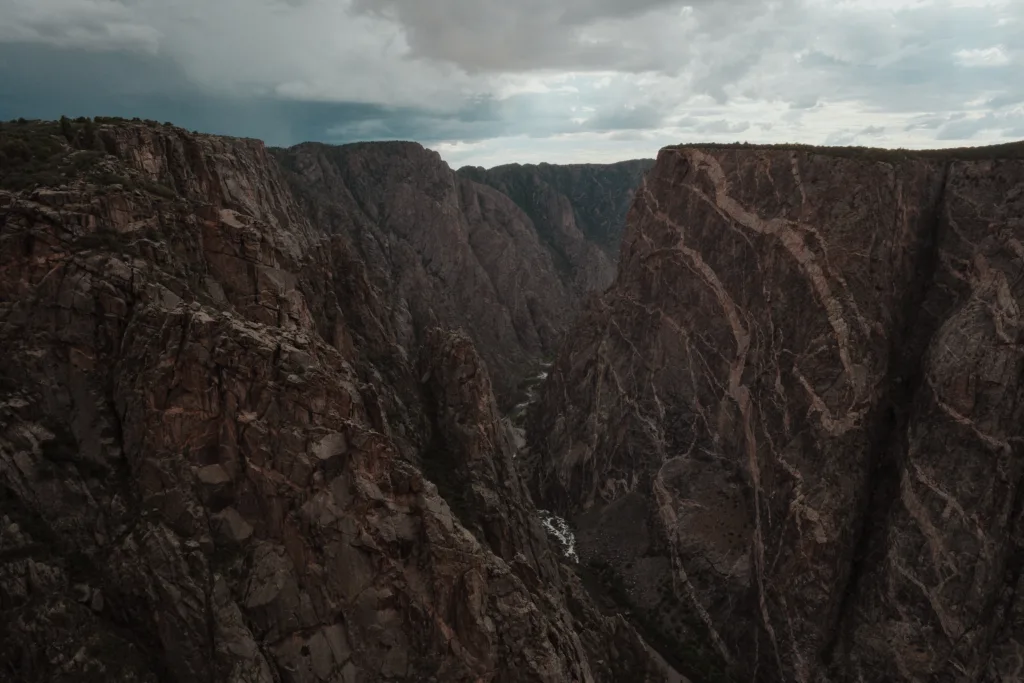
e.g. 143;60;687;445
527;145;1024;682
0;119;668;683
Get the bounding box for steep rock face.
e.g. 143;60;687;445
421;330;673;683
273;144;647;407
459;160;654;297
528;145;1024;681
0;120;670;683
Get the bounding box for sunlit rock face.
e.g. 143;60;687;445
527;144;1024;682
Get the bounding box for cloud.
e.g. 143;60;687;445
0;0;1020;166
348;0;695;72
936;114;995;140
0;0;161;52
955;46;1012;67
699;120;751;134
0;0;482;109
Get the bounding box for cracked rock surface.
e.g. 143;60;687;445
273;143;651;407
527;145;1024;682
458;160;654;298
0;120;669;683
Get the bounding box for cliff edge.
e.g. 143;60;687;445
528;143;1024;682
0;118;667;683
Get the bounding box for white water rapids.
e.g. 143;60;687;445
508;362;578;563
538;509;578;563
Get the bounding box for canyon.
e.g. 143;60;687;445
0;118;660;683
527;143;1024;682
2;117;1024;683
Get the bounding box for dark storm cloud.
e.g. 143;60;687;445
580;104;667;133
0;42;508;147
0;41;620;147
0;0;1021;164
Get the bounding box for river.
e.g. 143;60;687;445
507;361;578;564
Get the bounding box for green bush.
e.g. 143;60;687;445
74;119;98;151
140;179;176;199
60;115;74;142
69;151;103;171
0;118;121;189
96;172;132;187
1;139;31;164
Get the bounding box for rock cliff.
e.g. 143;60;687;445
458;160;653;298
0;119;668;683
272;145;650;407
527;143;1024;681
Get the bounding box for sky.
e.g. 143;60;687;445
0;0;1020;168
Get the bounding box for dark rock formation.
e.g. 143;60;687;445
459;160;654;298
272;145;650;407
527;144;1024;681
0;119;670;683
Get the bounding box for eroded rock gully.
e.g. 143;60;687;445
458;160;654;298
0;120;669;682
527;145;1024;681
272;144;651;407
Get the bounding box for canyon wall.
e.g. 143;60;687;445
527;144;1024;682
273;145;651;406
459;160;653;298
0;119;667;683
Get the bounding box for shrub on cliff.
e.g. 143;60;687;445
60;115;74;142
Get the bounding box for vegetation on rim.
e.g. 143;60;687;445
668;139;1024;161
0;117;176;197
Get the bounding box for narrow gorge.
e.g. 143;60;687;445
0;118;661;683
3;117;1024;683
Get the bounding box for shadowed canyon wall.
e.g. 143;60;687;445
0;118;667;683
7;115;1024;683
459;160;654;298
527;144;1024;682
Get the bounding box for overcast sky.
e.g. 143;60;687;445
0;0;1020;167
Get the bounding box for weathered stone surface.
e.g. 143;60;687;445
0;120;668;682
212;507;255;545
458;160;654;296
275;143;650;406
527;144;1024;681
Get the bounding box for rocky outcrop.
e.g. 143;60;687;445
459;160;653;297
0;119;670;683
422;329;672;683
273;145;649;407
527;144;1024;681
